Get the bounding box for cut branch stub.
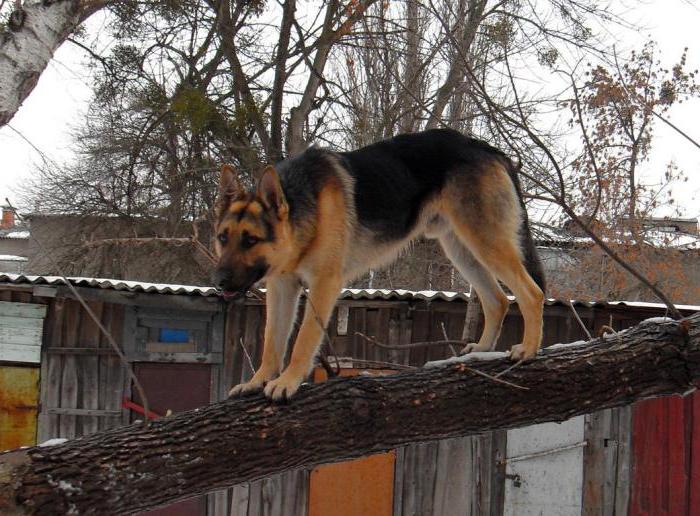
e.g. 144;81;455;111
1;314;699;515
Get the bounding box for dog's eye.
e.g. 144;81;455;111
241;233;260;249
218;233;228;245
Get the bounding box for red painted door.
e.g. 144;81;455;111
132;363;212;516
630;390;700;516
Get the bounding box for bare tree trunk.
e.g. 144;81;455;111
286;0;339;155
397;0;425;133
1;315;698;515
268;0;296;161
0;0;104;127
426;0;486;129
286;0;376;155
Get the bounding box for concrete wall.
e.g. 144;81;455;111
0;237;29;258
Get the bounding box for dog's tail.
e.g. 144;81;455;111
503;159;546;294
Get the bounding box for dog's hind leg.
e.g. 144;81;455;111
442;164;544;361
439;231;509;353
444;217;544;360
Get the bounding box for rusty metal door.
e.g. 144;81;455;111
0;365;39;450
630;392;700;516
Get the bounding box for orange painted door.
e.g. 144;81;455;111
0;365;39;450
308;368;395;516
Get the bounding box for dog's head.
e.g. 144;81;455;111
213;164;294;296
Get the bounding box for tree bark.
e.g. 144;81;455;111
1;314;699;515
0;0;104;127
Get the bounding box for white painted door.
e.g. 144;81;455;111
504;416;585;516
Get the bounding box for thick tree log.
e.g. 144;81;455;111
0;0;104;127
1;314;699;515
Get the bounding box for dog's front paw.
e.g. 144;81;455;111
460;342;491;354
229;369;277;398
509;343;537;361
263;370;304;401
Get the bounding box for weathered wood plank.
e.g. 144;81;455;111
392;447;405;516
222;305;244;400
38;299;64;442
0;301;47;318
247;480;263;516
229;483;249;516
241;308;262;383
78;301;103;435
138;317;209;330
58;302;80;439
0;327;43;346
613;406;631;516
408;309;430;366
100;304;126;431
432;437;470;515
47;347;117;355
397;441;440;516
0;315;44;328
46;408;122;417
0;344;40;363
55;285;222;312
210;489;229;516
280;469;308;516
129;351;222;364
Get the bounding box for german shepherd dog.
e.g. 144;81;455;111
214;129;545;400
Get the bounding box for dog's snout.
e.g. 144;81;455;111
214;268;231;289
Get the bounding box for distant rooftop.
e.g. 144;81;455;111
0;230;30;239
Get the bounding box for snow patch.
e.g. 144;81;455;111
640;317;675;324
547;340;588;351
2;231;30;239
425;351;508;368
0;254;27;261
39;438;68;447
58;480;82;495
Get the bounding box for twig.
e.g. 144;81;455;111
349;359;415;371
298;280;340;376
238;337;256;375
440;321;459;357
356;331;466;350
358;330;527;390
494;359;525;379
458;363;529;391
566;300;592;340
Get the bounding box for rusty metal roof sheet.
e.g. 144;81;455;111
1;273;698;312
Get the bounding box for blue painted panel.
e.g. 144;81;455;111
159;328;190;343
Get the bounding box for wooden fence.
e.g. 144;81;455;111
0;279;698;515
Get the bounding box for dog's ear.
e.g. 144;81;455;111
216;164;243;220
258;165;288;219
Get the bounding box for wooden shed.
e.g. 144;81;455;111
0;273;698;515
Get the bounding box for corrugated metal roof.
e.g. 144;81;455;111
0;274;220;297
0;273;698;312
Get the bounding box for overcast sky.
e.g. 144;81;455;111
2;1;700;220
